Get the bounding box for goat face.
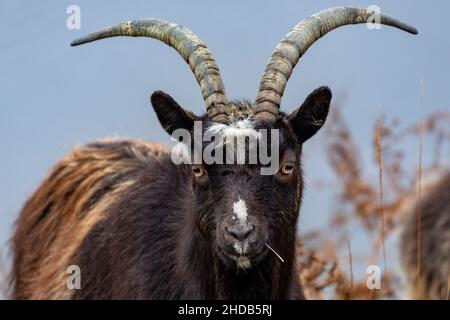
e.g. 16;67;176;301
69;6;416;273
151;86;331;270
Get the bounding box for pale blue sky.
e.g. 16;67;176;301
1;0;449;293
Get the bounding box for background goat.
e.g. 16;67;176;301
11;7;417;299
400;171;450;300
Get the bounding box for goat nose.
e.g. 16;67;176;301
226;224;255;242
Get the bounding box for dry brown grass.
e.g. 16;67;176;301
376;115;388;274
0;249;7;299
297;236;397;300
297;96;450;299
346;237;354;299
447;276;450;299
415;79;425;299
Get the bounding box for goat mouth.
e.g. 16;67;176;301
217;245;266;269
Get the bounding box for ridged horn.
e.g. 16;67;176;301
71;19;230;123
254;7;418;121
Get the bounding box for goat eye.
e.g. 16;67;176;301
280;163;295;175
192;166;205;178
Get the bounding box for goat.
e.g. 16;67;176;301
11;7;417;299
400;171;450;300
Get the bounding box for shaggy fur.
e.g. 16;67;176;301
12;137;304;299
400;171;450;300
11;139;169;299
11;88;331;300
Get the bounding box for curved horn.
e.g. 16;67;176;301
254;7;418;121
71;19;230;123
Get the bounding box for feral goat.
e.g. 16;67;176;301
12;7;417;299
400;171;450;300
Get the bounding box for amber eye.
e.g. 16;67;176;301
192;166;205;178
280;163;295;175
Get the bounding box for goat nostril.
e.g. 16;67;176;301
226;224;254;242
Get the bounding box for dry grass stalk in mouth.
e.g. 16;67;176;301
265;243;285;263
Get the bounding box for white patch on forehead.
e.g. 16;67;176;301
233;198;248;224
205;119;261;147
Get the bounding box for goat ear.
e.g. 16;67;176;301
150;91;198;135
288;86;332;143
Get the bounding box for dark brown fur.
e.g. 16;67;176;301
11;88;331;299
12;138;304;299
11;139;169;299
